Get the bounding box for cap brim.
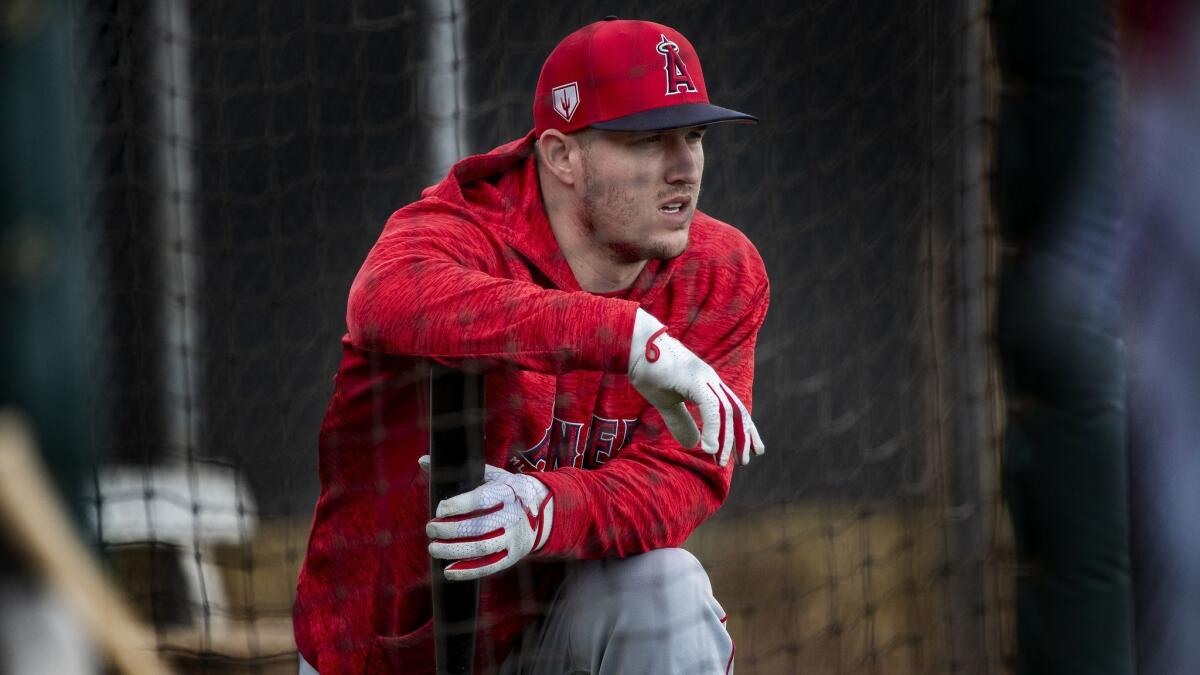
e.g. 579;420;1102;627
590;103;758;132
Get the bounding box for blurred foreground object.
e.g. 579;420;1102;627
0;412;175;675
2;0;156;672
1122;2;1200;673
992;0;1133;673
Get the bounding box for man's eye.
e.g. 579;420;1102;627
637;135;663;145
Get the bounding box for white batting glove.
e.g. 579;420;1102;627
421;456;554;582
627;309;765;466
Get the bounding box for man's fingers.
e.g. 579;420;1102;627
698;385;721;455
734;415;753;461
635;341;760;464
434;485;496;518
659;402;701;449
736;402;751;465
704;382;733;464
750;423;765;457
444;551;511;581
720;386;736;467
428;530;506;561
425;513;500;541
738;411;755;466
719;384;751;466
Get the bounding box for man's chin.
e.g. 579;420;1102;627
608;226;690;263
608;241;680;264
642;233;689;261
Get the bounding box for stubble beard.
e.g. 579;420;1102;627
581;172;694;264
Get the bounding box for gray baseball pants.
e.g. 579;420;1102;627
299;547;734;674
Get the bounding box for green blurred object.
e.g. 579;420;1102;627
993;0;1134;673
0;0;97;540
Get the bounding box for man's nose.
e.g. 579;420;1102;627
664;136;701;185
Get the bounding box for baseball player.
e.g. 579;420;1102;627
294;18;769;674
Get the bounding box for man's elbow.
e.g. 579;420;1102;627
679;466;732;537
344;270;409;352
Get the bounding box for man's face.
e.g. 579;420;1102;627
576;125;706;263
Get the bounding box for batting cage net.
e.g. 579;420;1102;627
69;0;1008;672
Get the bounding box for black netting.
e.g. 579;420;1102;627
76;1;1010;673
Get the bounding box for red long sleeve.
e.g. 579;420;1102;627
347;200;638;375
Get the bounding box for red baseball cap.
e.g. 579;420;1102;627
533;17;758;135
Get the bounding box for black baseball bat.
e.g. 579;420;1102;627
429;363;485;675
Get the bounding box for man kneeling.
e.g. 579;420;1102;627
294;17;769;674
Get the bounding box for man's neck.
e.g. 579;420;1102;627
539;172;647;294
557;234;647;293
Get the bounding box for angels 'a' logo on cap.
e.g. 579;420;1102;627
551;82;580;122
656;34;697;95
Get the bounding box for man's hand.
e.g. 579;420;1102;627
421;456;554;581
627;309;765;466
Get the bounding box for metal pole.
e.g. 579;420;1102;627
152;0;203;465
947;1;993;672
417;3;477;674
152;0;221;633
419;0;470;180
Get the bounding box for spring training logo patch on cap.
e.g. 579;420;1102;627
656;34;698;96
552;82;580;122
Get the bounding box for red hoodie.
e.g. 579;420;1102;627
293;131;770;674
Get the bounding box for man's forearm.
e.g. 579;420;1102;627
346;218;638;373
531;448;731;559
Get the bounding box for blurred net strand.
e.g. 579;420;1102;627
976;1;1015;670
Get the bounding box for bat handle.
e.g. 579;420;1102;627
428;364;485;674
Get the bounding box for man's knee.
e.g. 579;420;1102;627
615;548;710;589
573;548;719;617
529;550;731;674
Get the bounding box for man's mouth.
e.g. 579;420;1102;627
659;196;691;214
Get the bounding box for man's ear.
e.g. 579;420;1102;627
537;129;582;187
